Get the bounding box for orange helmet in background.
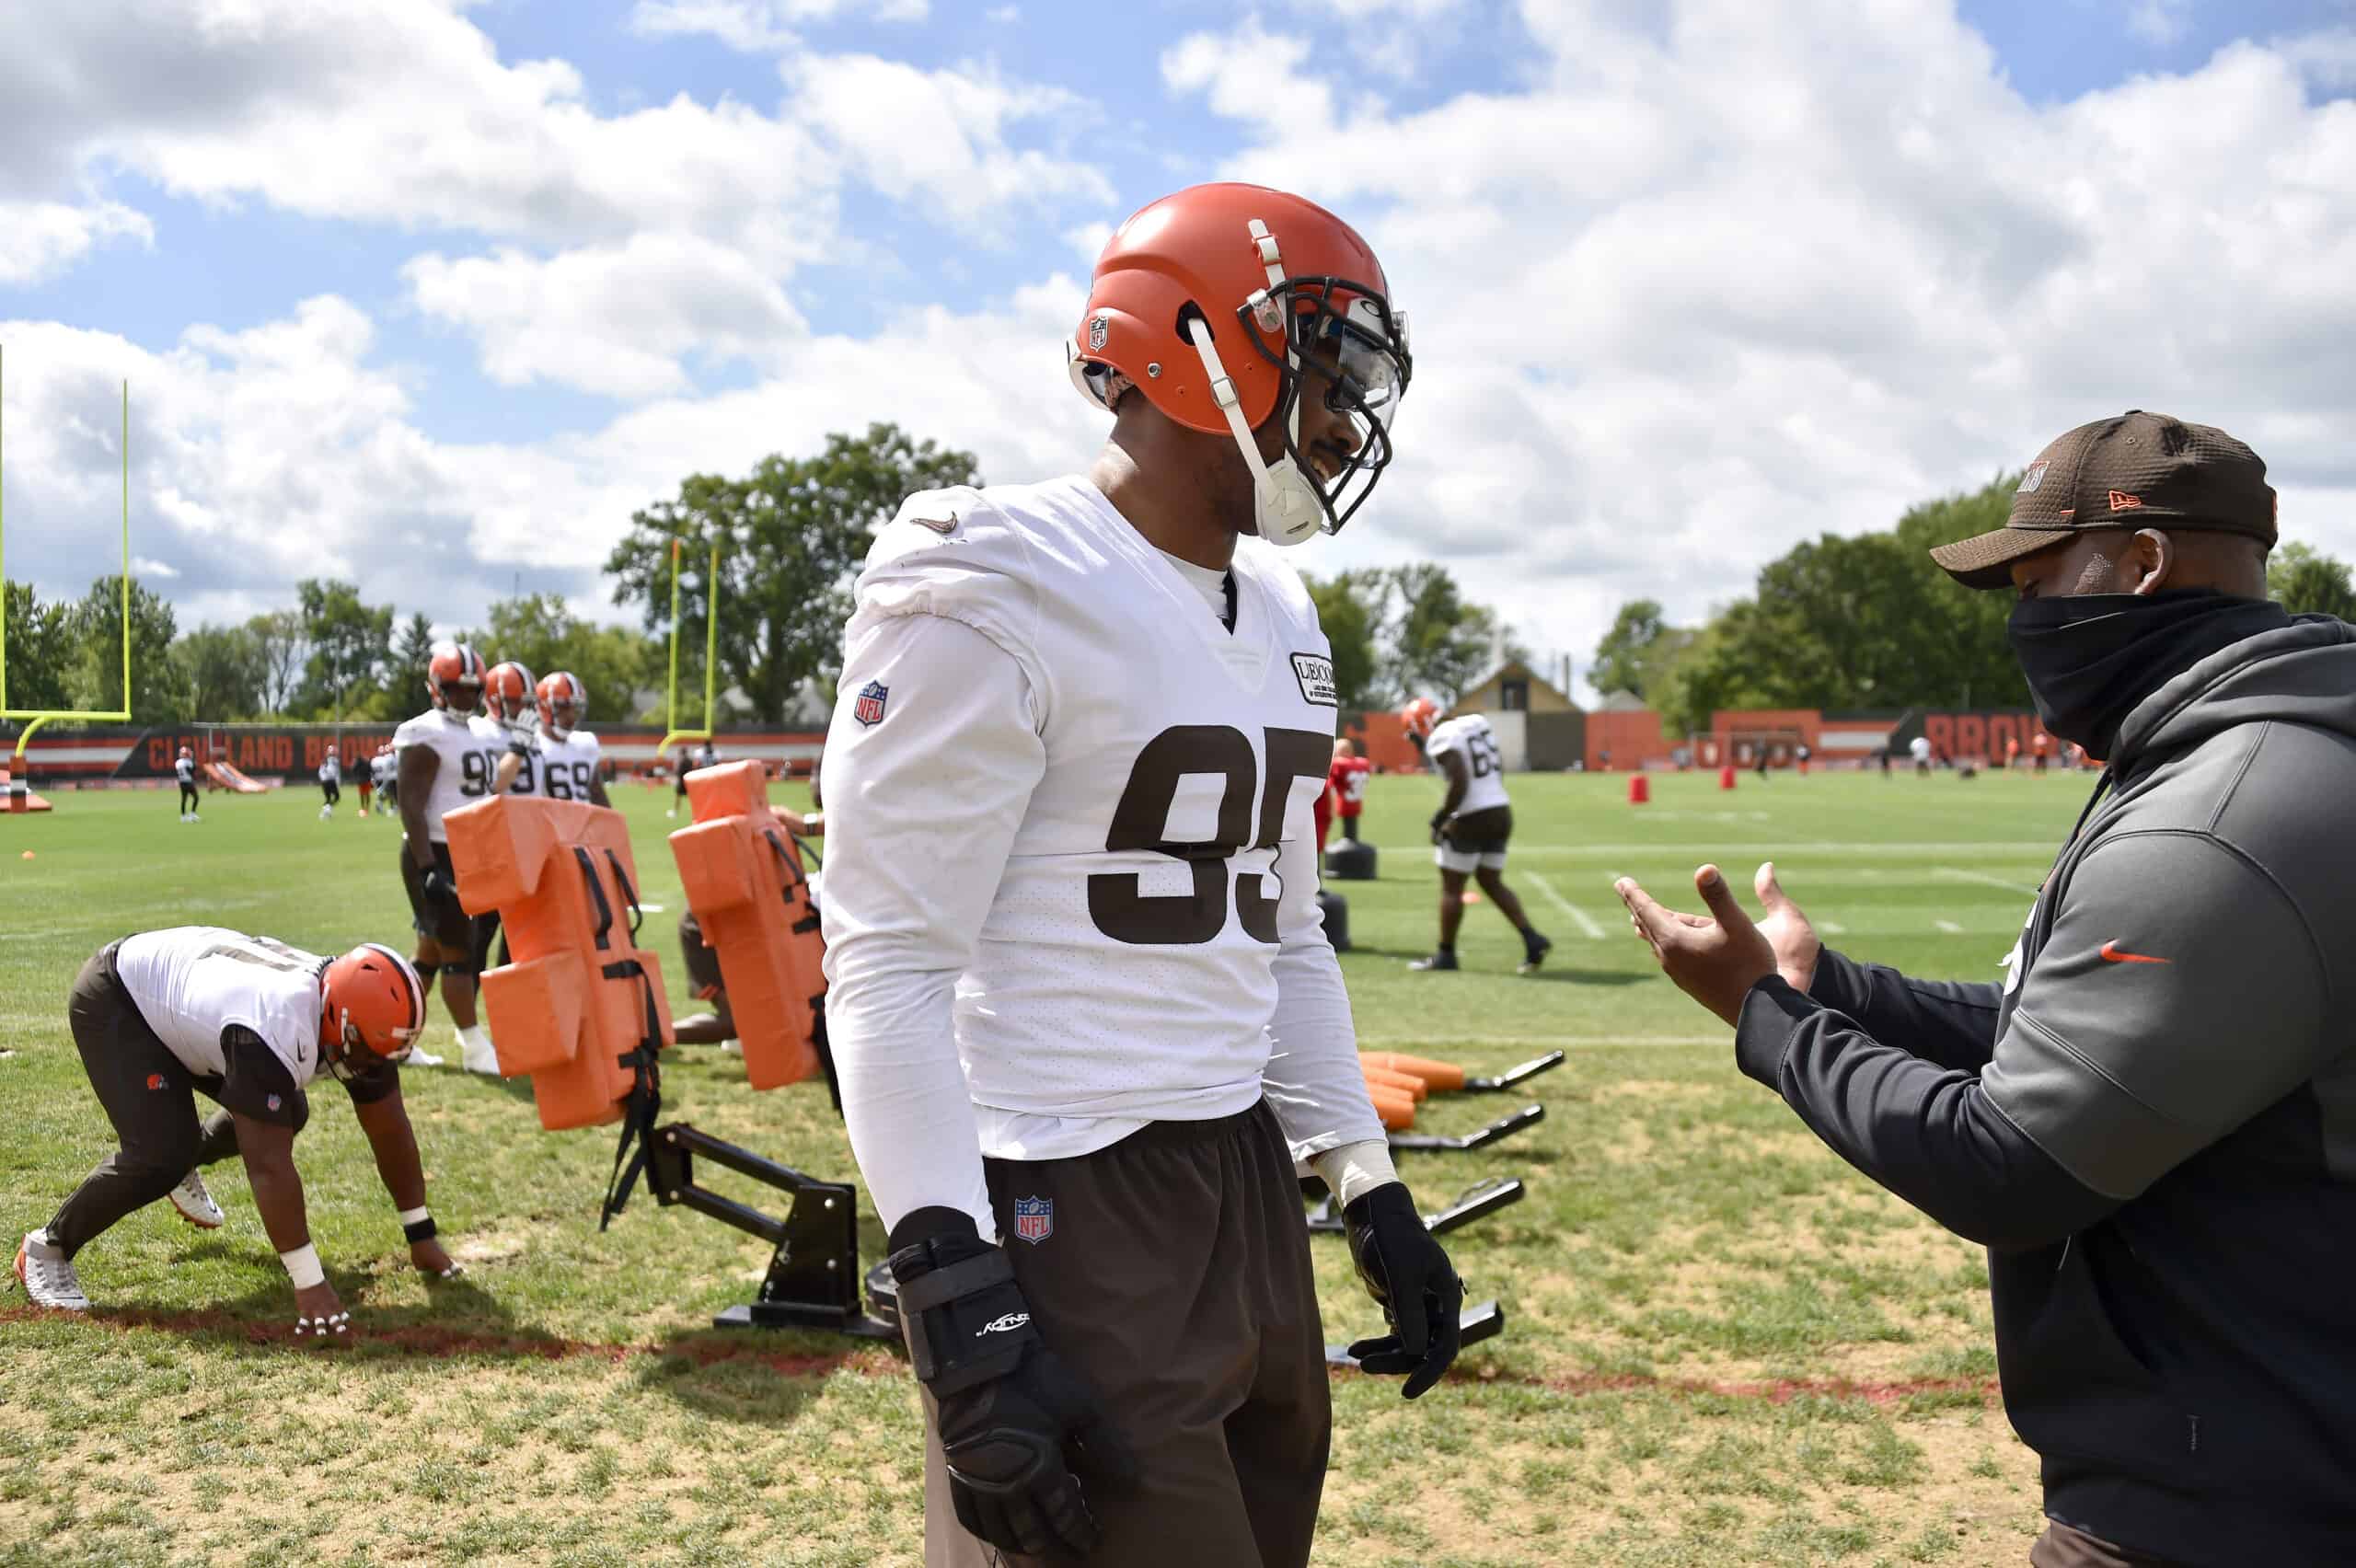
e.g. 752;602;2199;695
536;671;587;740
1401;698;1441;741
320;942;426;1080
483;662;537;729
1068;182;1411;547
426;641;485;714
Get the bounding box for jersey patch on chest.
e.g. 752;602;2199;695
1289;651;1337;707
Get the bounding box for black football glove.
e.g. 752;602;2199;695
1428;811;1451;847
890;1208;1136;1558
1344;1182;1466;1399
422;866;455;905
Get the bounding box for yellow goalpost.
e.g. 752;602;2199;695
656;535;722;768
0;343;135;770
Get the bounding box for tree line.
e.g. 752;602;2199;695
1589;474;2356;735
6;419;1526;730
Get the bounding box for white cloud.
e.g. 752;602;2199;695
405;234;807;398
0;201;152;286
131;556;180;578
1159;2;2356;683
2125;0;2193;47
781;53;1113;227
628;0;926;52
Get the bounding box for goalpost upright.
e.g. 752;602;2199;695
655;534;722;768
1;344;135;769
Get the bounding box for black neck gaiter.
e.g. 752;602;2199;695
2005;590;2287;763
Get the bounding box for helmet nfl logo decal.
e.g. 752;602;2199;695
1012;1195;1053;1244
854;681;888;728
1088;314;1108;352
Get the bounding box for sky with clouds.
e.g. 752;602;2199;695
4;0;2353;701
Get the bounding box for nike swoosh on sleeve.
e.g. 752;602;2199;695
2098;940;2171;965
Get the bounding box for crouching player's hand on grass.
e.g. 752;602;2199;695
294;1280;352;1342
411;1235;464;1279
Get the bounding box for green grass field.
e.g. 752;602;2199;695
0;767;2095;1567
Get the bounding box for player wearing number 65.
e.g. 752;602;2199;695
821;182;1461;1568
14;931;462;1336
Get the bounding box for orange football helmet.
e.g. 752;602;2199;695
536;671;587;740
319;942;426;1080
1401;698;1441;740
483;661;537;729
426;641;485;714
1068;182;1410;547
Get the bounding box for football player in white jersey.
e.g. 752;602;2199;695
175;745;201;821
393;641;502;1071
514;671;610;808
1402;701;1551;974
15;931;461;1327
823;183;1459;1568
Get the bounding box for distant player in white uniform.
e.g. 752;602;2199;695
15;930;460;1325
667;738;719;817
1911;732;1935;775
317;750;342;820
1401;700;1550;974
175;745;201;822
824;184;1461;1568
372;744;398;814
393;641;501;1071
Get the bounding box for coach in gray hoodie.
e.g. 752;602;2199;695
1617;412;2356;1568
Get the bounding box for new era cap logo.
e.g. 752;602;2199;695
2108;490;2144;512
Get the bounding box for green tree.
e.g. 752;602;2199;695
4;580;74;711
1380;564;1500;704
293;579;393;720
1300;570;1385;710
1590;599;1697;701
2267;542;2356;622
606;422;981;720
455;594;663;724
65;574;184;721
249;609;307;716
171;624;266;719
386;611;438;708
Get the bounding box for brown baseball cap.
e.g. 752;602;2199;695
1929;411;2278;590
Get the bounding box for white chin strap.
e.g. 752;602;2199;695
1184;316;1324;548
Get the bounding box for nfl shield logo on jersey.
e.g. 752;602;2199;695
1012;1195;1054;1245
853;680;889;728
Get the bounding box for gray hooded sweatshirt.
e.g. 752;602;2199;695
1736;614;2356;1565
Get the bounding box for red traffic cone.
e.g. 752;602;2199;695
1627;774;1650;804
1719;765;1738;790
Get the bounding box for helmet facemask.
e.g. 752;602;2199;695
1240;282;1409;542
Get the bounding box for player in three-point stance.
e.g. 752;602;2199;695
824;182;1463;1568
14;932;460;1333
1401;698;1551;974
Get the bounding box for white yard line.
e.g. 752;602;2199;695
1935;866;2042;896
1934;919;1966;934
1527;872;1605;938
1817;919;1847;935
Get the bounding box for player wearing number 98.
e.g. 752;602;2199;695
392;640;502;1072
822;182;1460;1568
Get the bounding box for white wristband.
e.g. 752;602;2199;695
1309;1137;1402;1207
279;1242;325;1290
396;1205;430;1227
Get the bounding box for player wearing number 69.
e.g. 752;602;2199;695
821;182;1461;1568
14;931;461;1335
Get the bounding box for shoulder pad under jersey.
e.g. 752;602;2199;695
851;486;1045;671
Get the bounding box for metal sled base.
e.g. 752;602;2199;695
645;1123;899;1339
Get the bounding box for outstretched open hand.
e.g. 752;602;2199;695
1613;862;1820;1027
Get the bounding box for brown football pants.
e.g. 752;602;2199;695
918;1099;1331;1568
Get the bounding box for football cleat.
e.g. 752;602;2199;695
458;1025;501;1077
14;1231;88;1311
168;1170;225;1229
1518;934;1553;976
1407;951;1460;973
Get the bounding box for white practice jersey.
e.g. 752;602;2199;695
318;754;341;783
822;476;1379;1233
175;756;195;786
392;708;498;842
513;729;602;801
114;927;326;1087
372;753;396;788
1426;713;1510;814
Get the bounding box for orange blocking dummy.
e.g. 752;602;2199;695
667;760;825;1091
445;793;675;1130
